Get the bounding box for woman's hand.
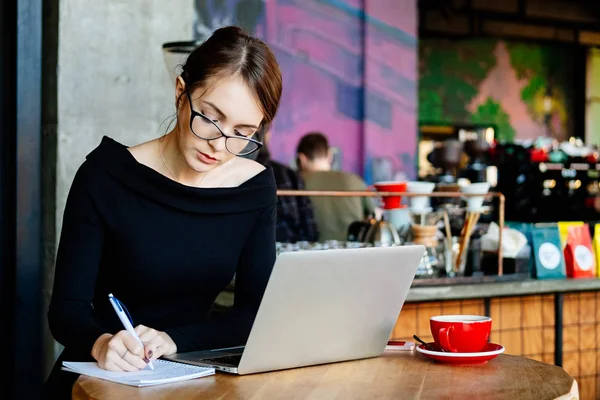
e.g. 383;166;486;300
91;332;150;372
135;325;178;362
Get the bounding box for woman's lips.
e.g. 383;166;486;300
197;151;218;165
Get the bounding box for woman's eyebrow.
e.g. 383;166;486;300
203;100;259;130
202;100;227;119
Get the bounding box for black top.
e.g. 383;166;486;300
48;136;277;357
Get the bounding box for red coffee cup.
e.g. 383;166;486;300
430;315;491;353
373;181;407;209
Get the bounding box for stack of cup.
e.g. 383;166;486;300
460;182;490;211
406;181;436;212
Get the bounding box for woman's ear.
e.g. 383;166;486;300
175;76;186;109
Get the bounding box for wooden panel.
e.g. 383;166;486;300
580;351;596;377
391;305;417;340
489;331;500;344
461;300;484;317
562;353;580;378
523;296;543;327
580;31;600;46
543;328;554;353
482;21;556;40
542;295;555;326
523;328;543;356
416;303;442;337
563;294;579;325
596;292;600;322
578;377;596;400
441;300;461;316
501;298;522;330
579;292;596;324
542;353;555;365
491;300;501;332
500;330;522;355
563;326;579;352
580;325;596;351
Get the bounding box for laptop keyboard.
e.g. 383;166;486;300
201;354;242;366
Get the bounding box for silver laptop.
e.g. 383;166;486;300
166;245;424;375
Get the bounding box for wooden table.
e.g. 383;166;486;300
73;351;578;399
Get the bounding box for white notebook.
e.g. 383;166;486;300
62;359;215;387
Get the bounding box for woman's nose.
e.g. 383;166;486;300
209;136;227;152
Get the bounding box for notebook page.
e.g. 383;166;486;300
62;360;214;387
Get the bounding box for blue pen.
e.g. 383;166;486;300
108;293;155;371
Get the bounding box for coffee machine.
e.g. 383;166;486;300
419;124;496;184
426;139;464;184
462;127;492;184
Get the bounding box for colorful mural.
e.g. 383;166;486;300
419;39;573;142
194;0;418;182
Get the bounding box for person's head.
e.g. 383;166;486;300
296;132;332;172
172;26;282;173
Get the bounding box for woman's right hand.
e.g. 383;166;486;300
91;332;150;371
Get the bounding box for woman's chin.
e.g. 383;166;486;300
186;156;218;174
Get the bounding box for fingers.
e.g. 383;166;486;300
116;330;144;357
111;353;141;372
135;325;162;360
137;326;159;343
143;334;166;361
108;332;148;370
100;360;125;372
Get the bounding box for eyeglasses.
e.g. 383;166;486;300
186;91;263;156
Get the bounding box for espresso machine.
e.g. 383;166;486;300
426;139;464;184
462;130;491;184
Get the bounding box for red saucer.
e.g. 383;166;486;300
416;342;504;365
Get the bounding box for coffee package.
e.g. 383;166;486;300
594;224;600;277
505;222;534;276
564;224;596;278
557;221;584;249
531;224;566;280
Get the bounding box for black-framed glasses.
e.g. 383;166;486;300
186;91;263;156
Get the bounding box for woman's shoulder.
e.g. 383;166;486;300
219;157;268;187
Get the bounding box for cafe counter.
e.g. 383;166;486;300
391;277;600;400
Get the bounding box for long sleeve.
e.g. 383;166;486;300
164;203;277;352
48;163;109;356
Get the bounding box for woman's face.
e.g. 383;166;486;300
174;75;264;173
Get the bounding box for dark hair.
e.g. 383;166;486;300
180;26;282;134
296;132;329;160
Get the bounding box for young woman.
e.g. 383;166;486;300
44;26;282;396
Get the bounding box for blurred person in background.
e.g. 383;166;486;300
256;131;318;243
296;132;374;241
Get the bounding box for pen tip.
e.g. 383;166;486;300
108;293;113;298
148;361;155;371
